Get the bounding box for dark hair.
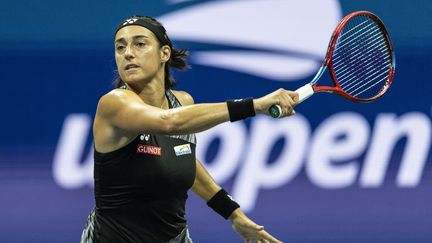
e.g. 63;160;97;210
114;15;189;89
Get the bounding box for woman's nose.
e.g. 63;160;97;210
124;45;134;59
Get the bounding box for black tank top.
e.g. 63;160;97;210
85;90;196;243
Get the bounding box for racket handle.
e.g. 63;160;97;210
295;83;314;103
269;105;283;118
268;84;314;118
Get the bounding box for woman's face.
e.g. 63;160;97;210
114;25;169;85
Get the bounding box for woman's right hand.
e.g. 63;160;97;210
254;88;299;118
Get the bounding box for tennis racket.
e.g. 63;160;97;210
269;11;395;118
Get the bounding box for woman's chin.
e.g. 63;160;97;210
123;75;143;84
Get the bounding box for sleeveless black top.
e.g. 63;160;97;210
81;90;196;243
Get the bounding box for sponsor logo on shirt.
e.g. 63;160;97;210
137;144;162;156
174;144;192;156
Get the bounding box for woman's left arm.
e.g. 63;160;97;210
192;159;282;243
191;158;221;200
178;90;282;242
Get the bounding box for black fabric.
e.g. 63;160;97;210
89;134;196;242
207;189;240;220
226;98;256;122
115;17;170;46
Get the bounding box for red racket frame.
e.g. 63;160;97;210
313;11;395;102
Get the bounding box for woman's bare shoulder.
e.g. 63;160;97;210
171;90;195;105
97;89;142;116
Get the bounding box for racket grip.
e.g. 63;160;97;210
268;84;314;118
295;84;314;103
269;105;283;118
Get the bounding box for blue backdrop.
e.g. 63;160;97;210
1;1;431;242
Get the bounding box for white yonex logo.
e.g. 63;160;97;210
227;194;236;202
140;134;150;141
123;18;138;26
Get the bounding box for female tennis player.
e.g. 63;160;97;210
80;15;297;243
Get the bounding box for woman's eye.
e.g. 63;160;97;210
137;42;146;47
116;46;125;51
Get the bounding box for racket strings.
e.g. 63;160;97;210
337;19;370;39
333;21;377;52
331;15;392;99
336;41;389;86
333;28;383;67
340;18;390;86
334;37;387;80
344;64;389;94
349;71;389;97
345;48;391;97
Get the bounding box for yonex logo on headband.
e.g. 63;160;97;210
123;18;139;25
115;16;171;46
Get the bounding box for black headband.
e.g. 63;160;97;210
115;17;171;46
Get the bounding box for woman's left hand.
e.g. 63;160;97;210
229;209;283;243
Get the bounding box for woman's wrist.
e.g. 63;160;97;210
226;98;256;122
252;98;264;114
228;208;244;222
207;189;240;219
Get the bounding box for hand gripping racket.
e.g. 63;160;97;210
269;11;395;118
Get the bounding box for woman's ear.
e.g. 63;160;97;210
160;45;171;63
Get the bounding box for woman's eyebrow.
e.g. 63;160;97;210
115;35;149;43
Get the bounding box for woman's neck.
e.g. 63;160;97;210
127;77;167;108
141;84;166;108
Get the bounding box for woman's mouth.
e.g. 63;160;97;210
125;64;139;71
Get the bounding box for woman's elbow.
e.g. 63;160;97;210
160;110;181;134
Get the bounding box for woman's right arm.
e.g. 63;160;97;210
96;88;298;135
